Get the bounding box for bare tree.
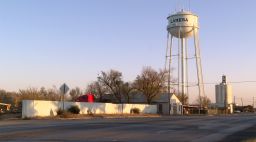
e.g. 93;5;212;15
133;67;167;104
0;90;14;104
69;87;83;101
46;87;61;101
86;81;107;102
18;87;61;101
176;93;189;105
98;70;124;103
0;87;61;112
196;95;211;108
121;82;135;103
19;88;42;100
39;87;48;98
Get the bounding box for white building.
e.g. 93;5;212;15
170;94;183;115
146;93;182;115
215;75;233;113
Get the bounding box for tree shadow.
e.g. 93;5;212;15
77;102;106;114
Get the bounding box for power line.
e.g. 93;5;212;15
204;81;256;85
167;80;256;88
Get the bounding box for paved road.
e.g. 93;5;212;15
0;114;255;142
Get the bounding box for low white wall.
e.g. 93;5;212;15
22;100;157;118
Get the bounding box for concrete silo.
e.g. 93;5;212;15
215;75;233;113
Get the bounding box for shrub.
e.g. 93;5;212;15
68;105;80;114
56;108;64;115
130;108;140;114
87;109;93;115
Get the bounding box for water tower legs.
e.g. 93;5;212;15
166;34;173;94
165;28;205;107
181;38;188;105
193;28;205;100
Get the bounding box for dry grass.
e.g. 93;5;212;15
1;112;161;120
28;113;161;120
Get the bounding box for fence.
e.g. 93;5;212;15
22;100;157;118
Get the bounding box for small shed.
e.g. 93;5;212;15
170;94;183;115
152;93;183;115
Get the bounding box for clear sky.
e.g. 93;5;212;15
0;0;256;105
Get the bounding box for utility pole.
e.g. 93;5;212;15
224;91;227;114
253;97;255;109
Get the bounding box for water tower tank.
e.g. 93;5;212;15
167;10;199;38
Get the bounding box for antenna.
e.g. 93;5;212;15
188;0;191;11
176;0;182;11
175;0;191;12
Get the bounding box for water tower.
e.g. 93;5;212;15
165;9;205;105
